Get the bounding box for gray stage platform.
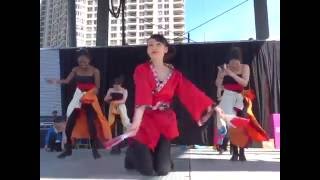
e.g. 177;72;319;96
40;146;280;180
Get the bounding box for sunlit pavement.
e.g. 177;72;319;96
40;146;280;180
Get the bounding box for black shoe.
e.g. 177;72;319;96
92;149;101;159
110;147;121;154
171;160;174;170
239;154;246;161
239;148;246;161
124;156;135;170
57;144;72;159
230;154;239;161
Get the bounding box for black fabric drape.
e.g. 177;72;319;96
58;41;280;145
251;41;280;136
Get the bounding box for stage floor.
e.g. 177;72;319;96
40;146;280;180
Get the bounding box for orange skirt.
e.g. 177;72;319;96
70;89;112;142
229;90;269;147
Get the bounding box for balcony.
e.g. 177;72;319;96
145;4;153;9
128;11;137;17
127;39;137;45
127;32;136;37
128;5;137;10
173;10;184;16
145;24;153;29
127;18;137;23
145;11;153;17
127;0;137;3
144;0;153;4
174;38;184;44
173;3;184;9
173;28;184;33
144;18;153;23
174;16;184;22
174;24;184;29
127;25;137;31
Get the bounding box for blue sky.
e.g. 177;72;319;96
185;0;280;42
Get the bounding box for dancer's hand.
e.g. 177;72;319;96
198;106;214;126
224;68;236;77
45;78;57;84
125;125;138;137
214;106;225;118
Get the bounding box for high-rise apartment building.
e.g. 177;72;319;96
40;0;68;48
40;0;185;47
108;0;185;45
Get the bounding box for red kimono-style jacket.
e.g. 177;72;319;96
133;62;215;150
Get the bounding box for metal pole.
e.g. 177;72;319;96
254;0;269;40
96;0;109;46
67;0;77;47
121;0;125;45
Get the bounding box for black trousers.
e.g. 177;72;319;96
221;135;229;151
111;115;125;152
125;136;172;176
65;104;98;146
48;134;62;152
48;136;62;152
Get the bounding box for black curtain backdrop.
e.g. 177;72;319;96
59;41;280;145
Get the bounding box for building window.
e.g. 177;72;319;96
164;4;169;8
139;32;144;37
87;20;92;24
129;32;136;36
129;39;136;44
165;24;169;29
139;12;144;16
111;26;117;31
158;11;162;15
165;31;169;35
158;4;162;9
88;7;93;11
86;40;91;45
86;34;91;38
165;17;169;22
158;0;162;2
94;20;97;24
88;1;93;5
158;25;162;29
139;25;144;30
164;11;169;15
139;39;145;44
165;0;168;2
111;20;117;24
111;33;117;38
139;5;144;9
87;27;92;31
95;7;98;11
139;19;144;23
158;18;162;22
111;40;117;45
130;5;137;9
139;0;144;2
87;14;92;18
